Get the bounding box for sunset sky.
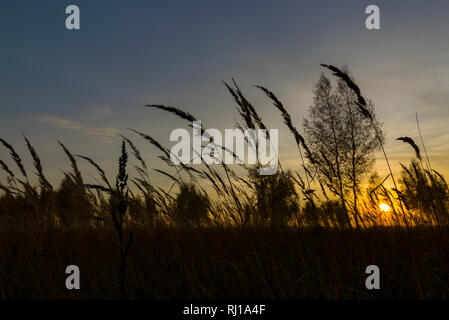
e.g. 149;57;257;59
1;0;449;189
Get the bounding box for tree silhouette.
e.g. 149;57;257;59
303;69;384;228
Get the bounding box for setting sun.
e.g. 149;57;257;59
379;203;391;212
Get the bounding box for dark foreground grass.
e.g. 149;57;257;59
1;225;448;300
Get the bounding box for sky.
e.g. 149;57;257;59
1;0;449;189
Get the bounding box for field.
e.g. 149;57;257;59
1;225;448;299
1;65;449;300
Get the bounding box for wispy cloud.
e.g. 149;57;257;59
36;115;120;144
87;105;113;117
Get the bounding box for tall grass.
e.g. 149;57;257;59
0;64;449;299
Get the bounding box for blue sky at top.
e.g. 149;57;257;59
1;0;449;187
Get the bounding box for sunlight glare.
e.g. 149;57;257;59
379;203;390;213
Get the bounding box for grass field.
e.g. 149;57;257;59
1;65;448;300
1;225;448;299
